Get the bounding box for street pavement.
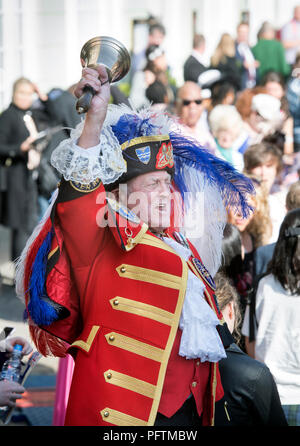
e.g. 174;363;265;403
0;225;59;426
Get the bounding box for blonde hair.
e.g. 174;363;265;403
211;33;235;66
286;181;300;211
244;175;273;248
214;272;242;345
208;104;244;137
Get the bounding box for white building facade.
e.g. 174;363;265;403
0;0;298;110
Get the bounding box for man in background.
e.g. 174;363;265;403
183;34;207;83
281;5;300;66
175;81;216;154
235;22;258;89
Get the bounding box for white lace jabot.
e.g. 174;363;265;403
51;120;126;185
162;237;226;362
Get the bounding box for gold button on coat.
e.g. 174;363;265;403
192;381;197;388
120;266;126;273
106;372;112;379
103;411;109;417
108;335;115;341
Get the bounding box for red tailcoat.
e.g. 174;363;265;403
32;179;230;426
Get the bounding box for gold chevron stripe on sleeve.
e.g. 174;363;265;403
71;325;100;352
104;369;156;399
109;296;174;326
105;332;164;362
116;264;182;289
100;407;148;426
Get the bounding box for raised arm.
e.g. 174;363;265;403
54;65;113;268
75;65;111;148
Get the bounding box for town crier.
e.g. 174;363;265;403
16;64;254;426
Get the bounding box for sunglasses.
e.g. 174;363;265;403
182;99;203;106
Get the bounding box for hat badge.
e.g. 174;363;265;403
135;146;151;164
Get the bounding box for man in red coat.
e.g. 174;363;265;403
17;65;254;426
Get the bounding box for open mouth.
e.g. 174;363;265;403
156;202;169;213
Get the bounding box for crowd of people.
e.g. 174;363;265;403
0;6;300;428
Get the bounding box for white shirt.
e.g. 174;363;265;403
242;274;300;404
191;49;208;67
162;236;226;362
236;42;256;87
173;120;217;156
281;19;300;65
268;189;287;243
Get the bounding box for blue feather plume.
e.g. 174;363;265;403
111;113;161;145
27;228;59;326
109;110;255;218
170;132;255;218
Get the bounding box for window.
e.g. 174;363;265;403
15;0;23;76
77;0;99;46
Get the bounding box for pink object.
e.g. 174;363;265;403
52;354;74;426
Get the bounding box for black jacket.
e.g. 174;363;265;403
215;343;288;426
212;56;242;91
0;103;51;230
254;243;276;279
183;55;206;83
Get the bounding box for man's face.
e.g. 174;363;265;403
294;6;300;21
149;30;165;47
125;170;172;232
177;83;204;128
237;24;249;43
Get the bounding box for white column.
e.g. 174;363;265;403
64;0;81;89
161;0;190;85
22;0;39;83
2;0;17;107
35;0;67;93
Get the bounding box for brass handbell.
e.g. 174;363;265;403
76;36;131;114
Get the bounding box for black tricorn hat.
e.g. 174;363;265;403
104;134;175;191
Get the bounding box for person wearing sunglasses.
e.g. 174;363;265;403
175;81;217;154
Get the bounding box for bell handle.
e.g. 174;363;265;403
76;85;96;114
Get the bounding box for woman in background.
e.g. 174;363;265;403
227;176;272;254
210;33;242;92
243;142;287;243
227;177;272;313
0;77;50;262
262;71;295;159
242;208;300;426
